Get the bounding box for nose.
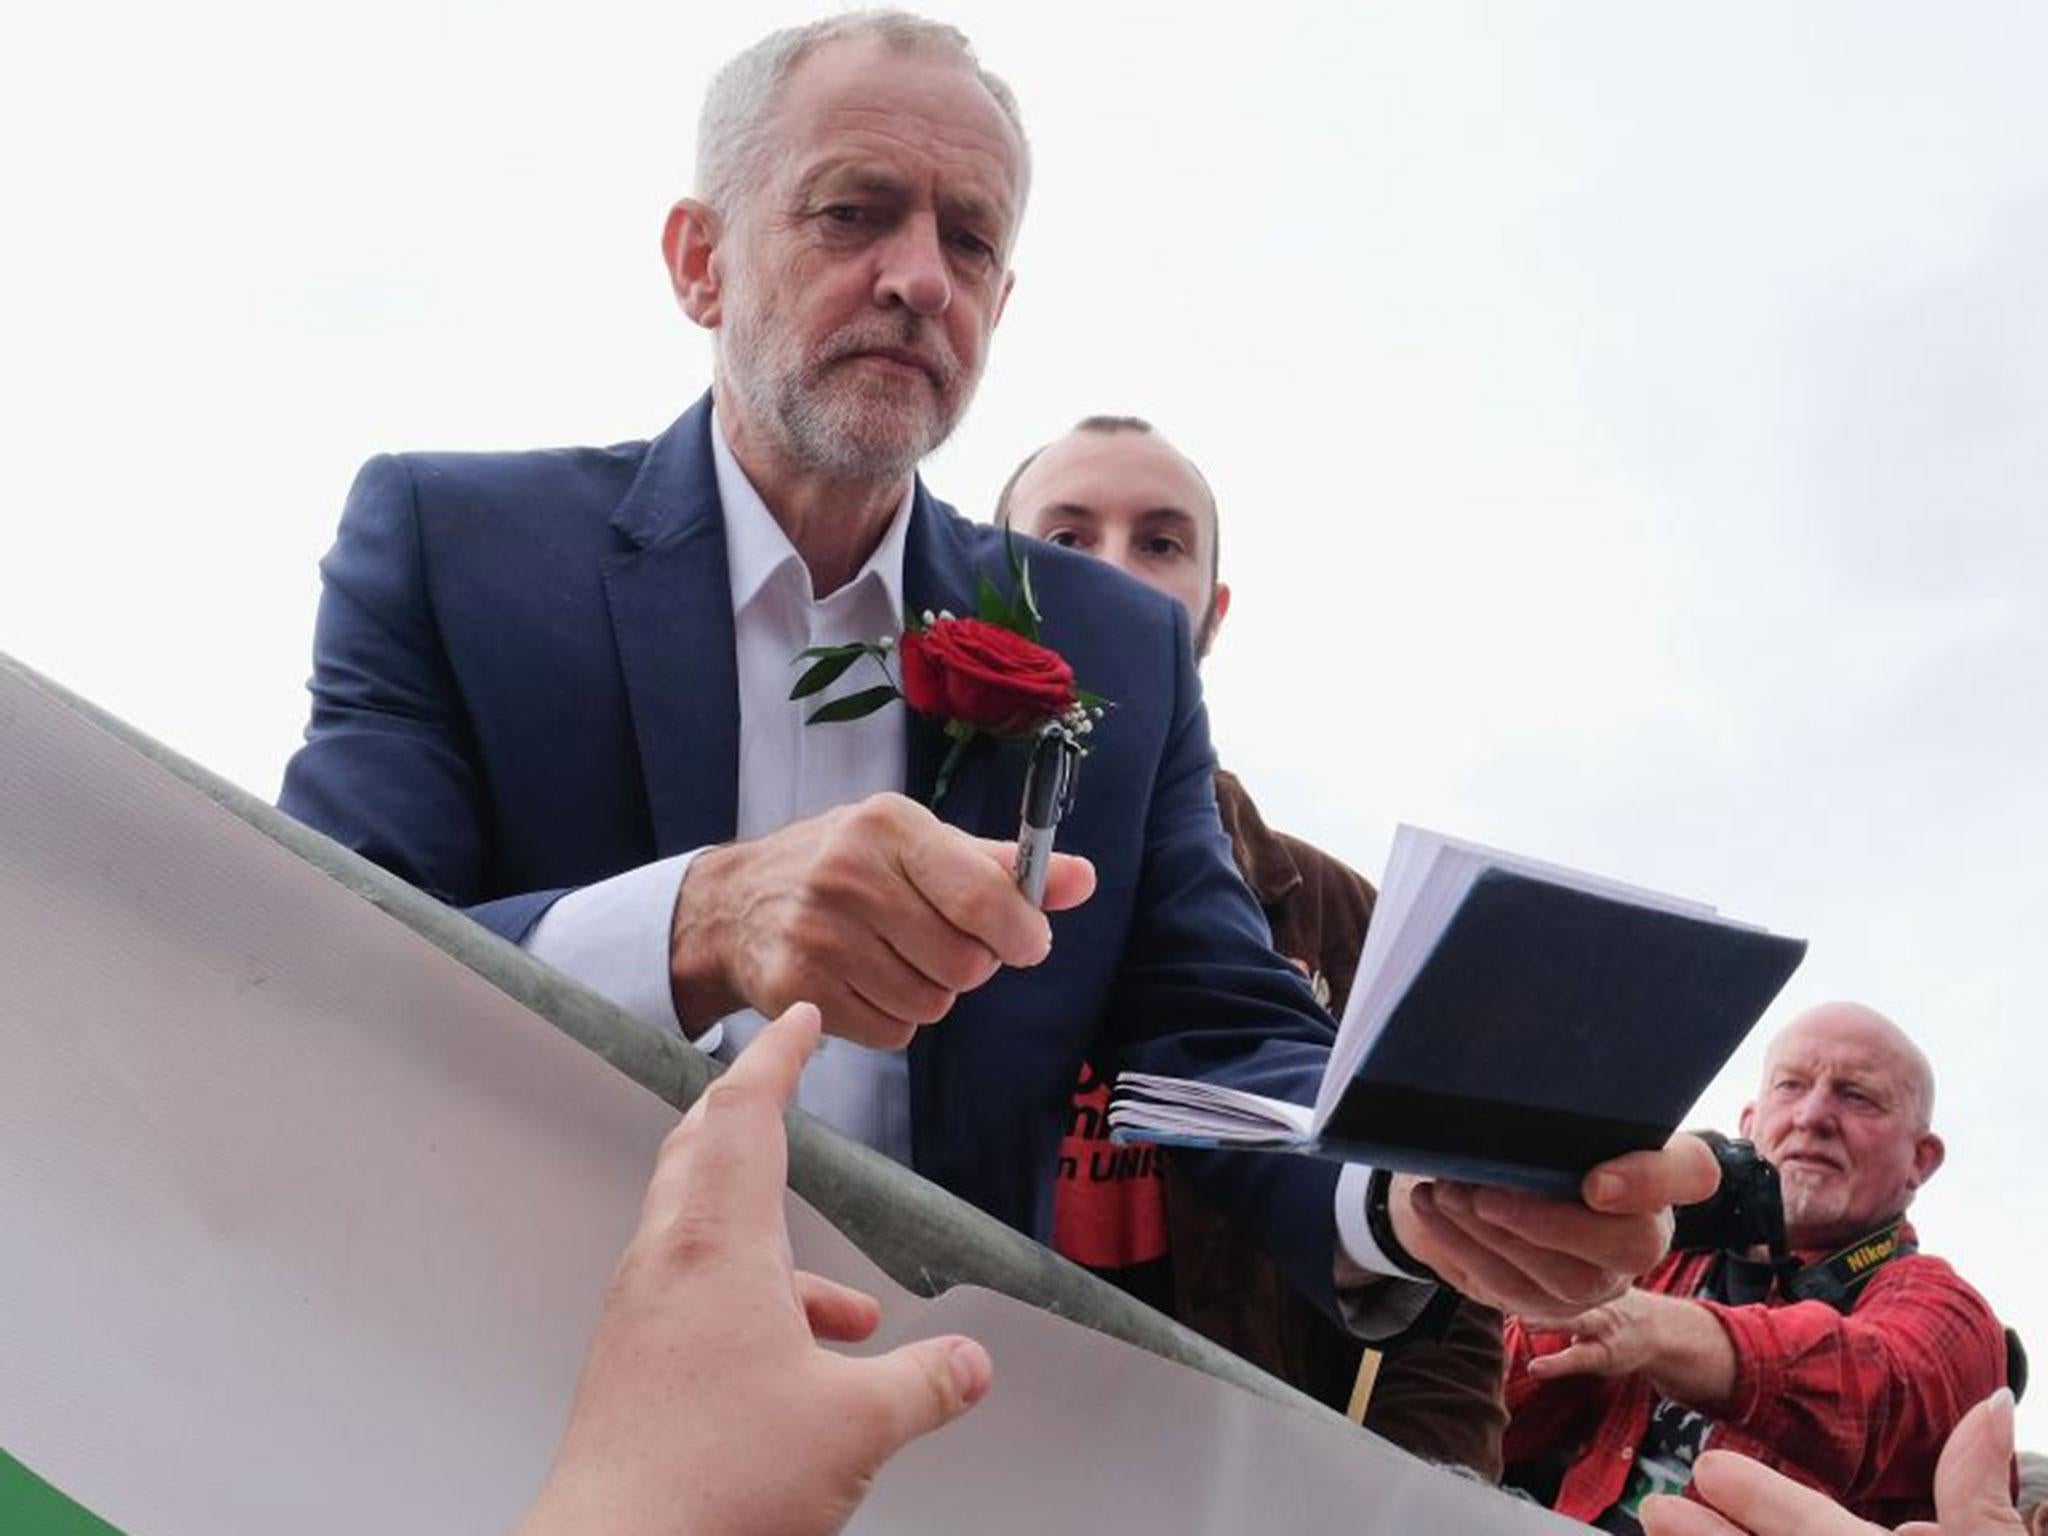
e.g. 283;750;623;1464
1091;530;1142;584
874;213;952;317
1789;1084;1837;1134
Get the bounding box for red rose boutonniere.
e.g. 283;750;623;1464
790;536;1108;805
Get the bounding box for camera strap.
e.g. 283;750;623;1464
1776;1220;1916;1313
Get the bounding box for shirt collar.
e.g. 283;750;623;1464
710;407;913;619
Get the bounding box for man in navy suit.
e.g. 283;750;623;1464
281;11;1714;1335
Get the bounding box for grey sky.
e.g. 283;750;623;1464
5;0;2043;1440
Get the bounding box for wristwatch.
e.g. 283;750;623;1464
1365;1167;1442;1283
1365;1168;1463;1344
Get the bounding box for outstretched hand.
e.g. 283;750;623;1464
1639;1389;2025;1536
1524;1286;1739;1407
1526;1288;1676;1380
1392;1134;1721;1326
517;1002;993;1536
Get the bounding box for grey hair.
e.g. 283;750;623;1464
696;10;1030;227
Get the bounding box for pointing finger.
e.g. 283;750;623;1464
640;1001;821;1236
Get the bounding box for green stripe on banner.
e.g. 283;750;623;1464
0;1449;127;1535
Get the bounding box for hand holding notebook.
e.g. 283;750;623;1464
1112;825;1806;1198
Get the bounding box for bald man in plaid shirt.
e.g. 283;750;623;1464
1502;1003;2008;1532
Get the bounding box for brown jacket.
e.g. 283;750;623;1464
1164;770;1508;1477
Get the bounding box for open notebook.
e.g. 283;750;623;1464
1110;825;1807;1196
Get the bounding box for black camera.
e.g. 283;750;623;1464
1671;1131;1788;1258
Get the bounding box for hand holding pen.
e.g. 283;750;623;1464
1014;724;1083;907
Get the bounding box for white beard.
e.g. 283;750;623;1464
719;291;968;480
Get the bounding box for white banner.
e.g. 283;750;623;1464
0;663;1576;1534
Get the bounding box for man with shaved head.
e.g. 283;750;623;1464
1748;1002;1939;1251
1500;1003;2009;1533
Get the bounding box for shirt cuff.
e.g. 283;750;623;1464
525;850;719;1047
1331;1163;1440;1341
1336;1163;1423;1278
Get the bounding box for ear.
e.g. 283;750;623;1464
1909;1131;1946;1189
1737;1101;1756;1139
991;267;1016;330
662;199;725;330
1195;582;1231;661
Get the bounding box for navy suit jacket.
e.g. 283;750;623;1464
281;394;1348;1312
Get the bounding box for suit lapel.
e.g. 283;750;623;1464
600;395;742;856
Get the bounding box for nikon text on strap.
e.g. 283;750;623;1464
1777;1221;1916;1313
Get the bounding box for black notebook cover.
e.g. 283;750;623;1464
1317;871;1807;1194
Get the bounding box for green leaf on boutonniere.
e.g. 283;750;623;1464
1003;531;1042;641
974;569;1011;627
795;642;869;660
803;684;901;725
789;646;869;700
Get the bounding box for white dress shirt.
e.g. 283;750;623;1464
526;411;1420;1291
529;411;915;1161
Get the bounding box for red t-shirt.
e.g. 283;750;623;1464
1050;1061;1168;1271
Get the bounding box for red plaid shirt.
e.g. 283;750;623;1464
1502;1228;2007;1527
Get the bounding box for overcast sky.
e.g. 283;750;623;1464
6;0;2044;1442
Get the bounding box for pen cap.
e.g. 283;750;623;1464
1020;729;1078;829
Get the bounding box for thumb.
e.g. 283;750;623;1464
1584;1132;1721;1214
1526;1325;1620;1380
1932;1389;2025;1533
970;838;1097;912
1040;852;1095;912
855;1334;993;1455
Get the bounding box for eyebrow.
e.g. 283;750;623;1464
939;187;1006;235
793;162;907;205
791;161;1011;235
1771;1060;1896;1101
